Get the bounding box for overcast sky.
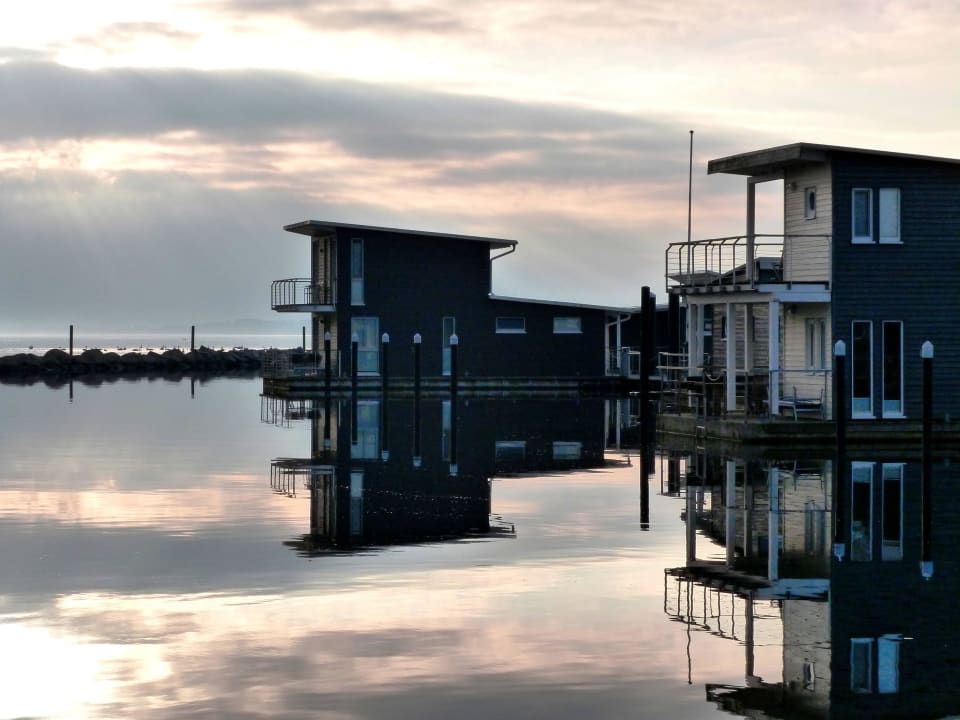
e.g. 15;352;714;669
3;0;960;331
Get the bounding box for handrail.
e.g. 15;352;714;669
664;234;830;290
271;277;336;309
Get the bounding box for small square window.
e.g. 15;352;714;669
496;316;526;334
553;317;581;334
804;187;817;219
552;441;582;460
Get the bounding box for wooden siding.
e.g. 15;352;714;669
782;304;832;415
784;163;832;283
831;153;960;418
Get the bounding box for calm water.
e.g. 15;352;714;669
2;378;954;718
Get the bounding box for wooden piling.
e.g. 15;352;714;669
449;334;459;476
921;340;934;579
413;333;422;467
833;340;847;561
191;325;196;352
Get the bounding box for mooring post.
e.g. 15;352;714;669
381;333;390;461
413;333;422;467
324;331;332;393
301;325;306;351
449;334;459;476
640;471;650;531
833;340;847;562
351;333;359;446
191;325;196;352
69;324;74;357
922;340;934;579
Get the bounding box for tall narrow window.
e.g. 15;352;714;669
851;462;873;562
852;321;873;417
441;400;451;461
881;463;903;561
852;189;874;243
352;401;380;459
349;471;364;536
806;318;827;370
351;238;364;305
882;321;903;417
879;188;901;243
878;635;901;693
351;317;380;373
851;638;874;693
442;316;455;376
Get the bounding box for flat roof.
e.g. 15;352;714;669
489;293;638;314
708;142;960;176
284;220;517;250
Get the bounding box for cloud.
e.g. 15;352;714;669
203;0;469;34
70;21;200;49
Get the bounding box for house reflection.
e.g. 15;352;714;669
263;396;610;554
663;444;960;719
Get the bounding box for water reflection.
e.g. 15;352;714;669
263;397;612;553
661;440;960;719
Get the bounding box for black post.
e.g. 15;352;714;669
69;324;74;357
413;333;422;467
640;286;656;463
640;471;650;531
324;331;332;394
668;292;680;356
351;333;359;446
191;376;195;399
302;325;306;351
450;334;459;476
833;340;847;562
323;393;332;454
922;340;934;579
69;378;74;402
191;325;196;352
381;333;390;461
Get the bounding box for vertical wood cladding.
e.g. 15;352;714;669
331;227;608;378
831;153;960;419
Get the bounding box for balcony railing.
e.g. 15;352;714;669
665;234;831;291
271;278;336;310
262;348;341;379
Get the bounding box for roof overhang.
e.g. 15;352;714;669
283;220;517;250
708;142;960;177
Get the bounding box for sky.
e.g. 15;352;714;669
3;0;960;332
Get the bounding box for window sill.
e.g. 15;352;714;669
851;238;875;245
852;412;875;420
496;330;526;335
553;331;583;335
878;239;903;245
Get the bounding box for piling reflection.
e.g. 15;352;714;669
263;396;611;554
660;440;960;719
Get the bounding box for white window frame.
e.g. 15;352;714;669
804;187;817;220
553;316;582;334
852;188;874;244
881;320;904;418
878;634;901;694
806;318;827;370
879;188;901;244
496;316;526;334
552;441;583;460
851;320;874;418
350;237;365;305
850;638;874;693
881;463;904;562
851;462;874;562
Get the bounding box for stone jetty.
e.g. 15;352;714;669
0;346;266;382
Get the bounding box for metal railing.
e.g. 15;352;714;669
657;352;832;419
271;278;336;309
664;234;830;290
262;348;341;378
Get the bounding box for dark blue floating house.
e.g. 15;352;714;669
266;220;645;393
665;142;960;426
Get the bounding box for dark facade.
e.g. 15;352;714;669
830;152;960;420
275;221;631;381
